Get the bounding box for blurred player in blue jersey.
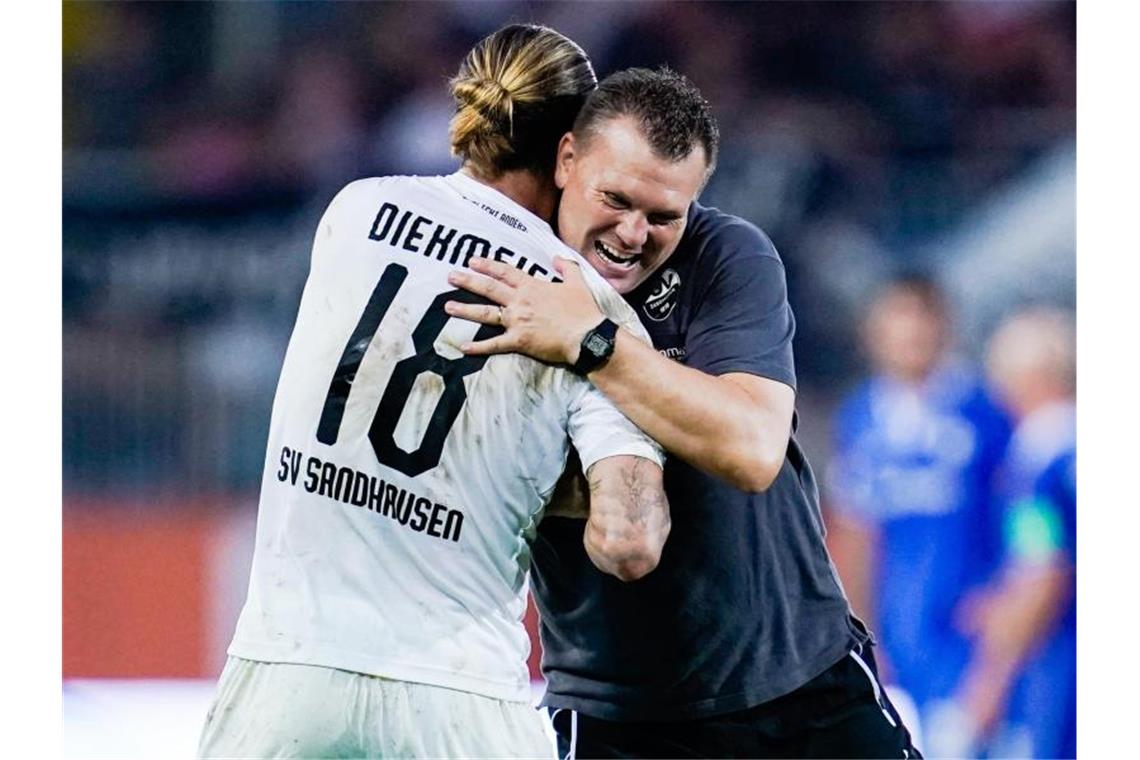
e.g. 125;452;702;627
449;68;920;759
827;275;1012;756
951;308;1075;758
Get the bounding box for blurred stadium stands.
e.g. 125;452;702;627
61;1;1075;756
63;1;1075;497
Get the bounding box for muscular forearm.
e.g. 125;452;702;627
588;330;791;492
583;456;670;581
444;257;792;490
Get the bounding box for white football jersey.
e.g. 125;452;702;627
229;172;662;702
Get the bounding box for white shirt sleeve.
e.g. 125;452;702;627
567;381;665;472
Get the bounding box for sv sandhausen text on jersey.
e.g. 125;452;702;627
274;194;565;546
277;444;464;543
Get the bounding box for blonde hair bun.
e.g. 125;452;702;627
449;25;595;179
453;77;515;129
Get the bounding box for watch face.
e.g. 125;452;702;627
586;334;609;354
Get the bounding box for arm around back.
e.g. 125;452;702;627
444;216;797;492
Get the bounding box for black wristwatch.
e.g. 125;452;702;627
571;318;618;376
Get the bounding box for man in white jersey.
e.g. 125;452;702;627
198;25;668;759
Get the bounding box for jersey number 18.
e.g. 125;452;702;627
315;263;504;477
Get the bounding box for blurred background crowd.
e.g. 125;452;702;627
62;1;1075;757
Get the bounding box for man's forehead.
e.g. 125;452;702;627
579;117;706;206
581;115;702;163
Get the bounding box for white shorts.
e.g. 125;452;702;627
198;656;556;759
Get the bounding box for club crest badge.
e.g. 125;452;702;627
643;268;681;322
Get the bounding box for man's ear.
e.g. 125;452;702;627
554;132;576;190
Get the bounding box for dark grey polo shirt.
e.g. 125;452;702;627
532;202;866;722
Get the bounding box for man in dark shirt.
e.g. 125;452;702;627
447;67;920;758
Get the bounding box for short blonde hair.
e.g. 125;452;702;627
449;25;595;179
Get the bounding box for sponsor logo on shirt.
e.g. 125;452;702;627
644;268;680;321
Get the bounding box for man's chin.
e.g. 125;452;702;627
597;270;642;295
582;250;642;294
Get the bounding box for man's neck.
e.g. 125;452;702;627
461;166;556;223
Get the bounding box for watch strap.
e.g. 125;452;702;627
571;318;618;375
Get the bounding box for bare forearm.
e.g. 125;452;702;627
444;258;792;489
583;456;670;581
589;330;791;491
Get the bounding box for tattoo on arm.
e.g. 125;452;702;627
587;457;667;533
583;455;670;579
619;458;658;527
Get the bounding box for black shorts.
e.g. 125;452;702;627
549;645;922;759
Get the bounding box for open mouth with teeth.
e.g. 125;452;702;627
594;240;641;267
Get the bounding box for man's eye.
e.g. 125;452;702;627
649;215;680;226
603;193;628;209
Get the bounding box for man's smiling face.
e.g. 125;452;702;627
554;116;708;295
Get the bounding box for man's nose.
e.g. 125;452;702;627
615;213;649;250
